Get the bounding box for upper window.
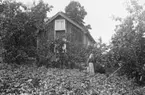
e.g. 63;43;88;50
55;19;66;30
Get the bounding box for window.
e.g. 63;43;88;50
55;19;65;30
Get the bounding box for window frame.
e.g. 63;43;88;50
54;19;66;31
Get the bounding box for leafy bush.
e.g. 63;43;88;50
94;64;106;74
112;0;145;86
0;0;52;65
46;39;92;69
36;38;93;70
0;62;143;95
0;63;48;95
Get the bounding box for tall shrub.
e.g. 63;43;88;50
111;0;145;86
0;0;52;64
44;39;92;69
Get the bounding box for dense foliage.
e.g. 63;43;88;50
65;1;86;26
37;38;92;70
1;63;144;95
65;1;91;30
111;0;145;86
0;0;52;64
1;0;145;93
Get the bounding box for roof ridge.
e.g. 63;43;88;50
46;12;96;43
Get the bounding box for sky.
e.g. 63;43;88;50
17;0;145;43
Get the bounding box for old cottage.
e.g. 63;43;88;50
37;12;96;49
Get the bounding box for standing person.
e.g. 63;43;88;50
87;53;95;75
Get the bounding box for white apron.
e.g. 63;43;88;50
88;62;95;75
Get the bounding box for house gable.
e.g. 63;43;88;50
46;12;87;33
46;12;96;45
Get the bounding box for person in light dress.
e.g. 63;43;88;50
87;53;95;75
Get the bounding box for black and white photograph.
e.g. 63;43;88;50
0;0;145;94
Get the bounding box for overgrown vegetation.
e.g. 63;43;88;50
1;63;144;95
1;0;145;94
65;1;91;30
0;0;52;64
110;0;145;86
37;38;92;70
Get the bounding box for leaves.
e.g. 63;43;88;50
0;0;52;64
65;1;91;31
0;63;143;95
65;1;87;25
111;0;145;86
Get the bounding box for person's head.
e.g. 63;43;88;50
89;53;94;59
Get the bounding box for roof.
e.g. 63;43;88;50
46;12;96;43
86;32;96;43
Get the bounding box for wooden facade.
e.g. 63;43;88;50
37;12;96;49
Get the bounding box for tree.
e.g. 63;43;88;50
30;0;53;30
65;1;90;29
0;0;52;64
111;0;145;86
